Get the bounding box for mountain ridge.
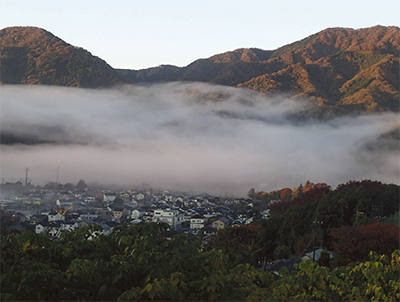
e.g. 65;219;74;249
1;25;399;118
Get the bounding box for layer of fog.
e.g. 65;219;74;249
1;84;399;196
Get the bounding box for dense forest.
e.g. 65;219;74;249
1;25;399;118
1;180;399;301
0;27;126;88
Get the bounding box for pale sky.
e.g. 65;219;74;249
1;0;399;70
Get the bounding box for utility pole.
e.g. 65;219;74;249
312;219;323;261
25;168;29;185
313;220;317;261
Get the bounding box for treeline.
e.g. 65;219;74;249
1;223;399;301
220;180;399;266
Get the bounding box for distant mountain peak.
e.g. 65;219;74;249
1;25;399;119
1;26;126;87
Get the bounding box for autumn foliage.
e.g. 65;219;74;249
328;222;400;266
1;25;399;118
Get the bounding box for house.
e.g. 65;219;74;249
211;217;230;230
202;234;215;246
97;210;112;222
190;215;205;230
131;208;145;219
257;258;302;275
213;206;231;216
153;209;184;230
104;192;116;203
269;199;283;205
130;218;143;225
79;213;99;220
47;209;60;221
113;206;125;220
231;219;244;227
78;219;97;228
244;217;254;225
47;221;63;237
60;221;79;232
29;214;47;225
112;206;130;220
11;212;26;223
35;222;49;234
142;210;154;222
48;209;64;222
135;193;145;200
301;248;333;261
262;209;271;219
100;223;113;236
201;225;218;246
202;225;217;237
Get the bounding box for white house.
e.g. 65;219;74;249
36;221;78;236
131;208;145;219
35;223;48;234
104;192;116;203
100;223;113;236
60;221;79;232
136;193;145;200
130;199;138;207
153;209;184;230
48;209;64;222
190;215;205;230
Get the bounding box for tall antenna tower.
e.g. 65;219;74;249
25;168;29;185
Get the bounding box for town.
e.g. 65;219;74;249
2;178;399;301
0;179;269;244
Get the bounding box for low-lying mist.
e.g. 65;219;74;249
1;83;399;196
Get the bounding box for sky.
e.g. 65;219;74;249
2;84;399;196
1;0;399;70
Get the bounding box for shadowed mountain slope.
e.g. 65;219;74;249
0;27;127;87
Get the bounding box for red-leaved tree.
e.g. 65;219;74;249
328;222;400;266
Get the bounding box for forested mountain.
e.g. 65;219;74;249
0;27;126;87
1;25;399;117
238;26;400;117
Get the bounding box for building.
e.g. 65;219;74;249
48;209;64;222
211;217;230;230
153;209;184;230
190;215;205;230
104;192;116;203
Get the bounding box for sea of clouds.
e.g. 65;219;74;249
1;83;399;196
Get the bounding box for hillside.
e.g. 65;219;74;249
1;25;399;117
238;26;400;116
0;27;127;87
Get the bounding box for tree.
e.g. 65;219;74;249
280;188;292;202
247;188;255;200
328;222;400;266
1;223;399;301
255;191;267;201
270;250;400;301
291;187;302;200
64;183;75;191
76;179;88;191
213;224;265;266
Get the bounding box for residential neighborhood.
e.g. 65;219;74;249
0;180;269;244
